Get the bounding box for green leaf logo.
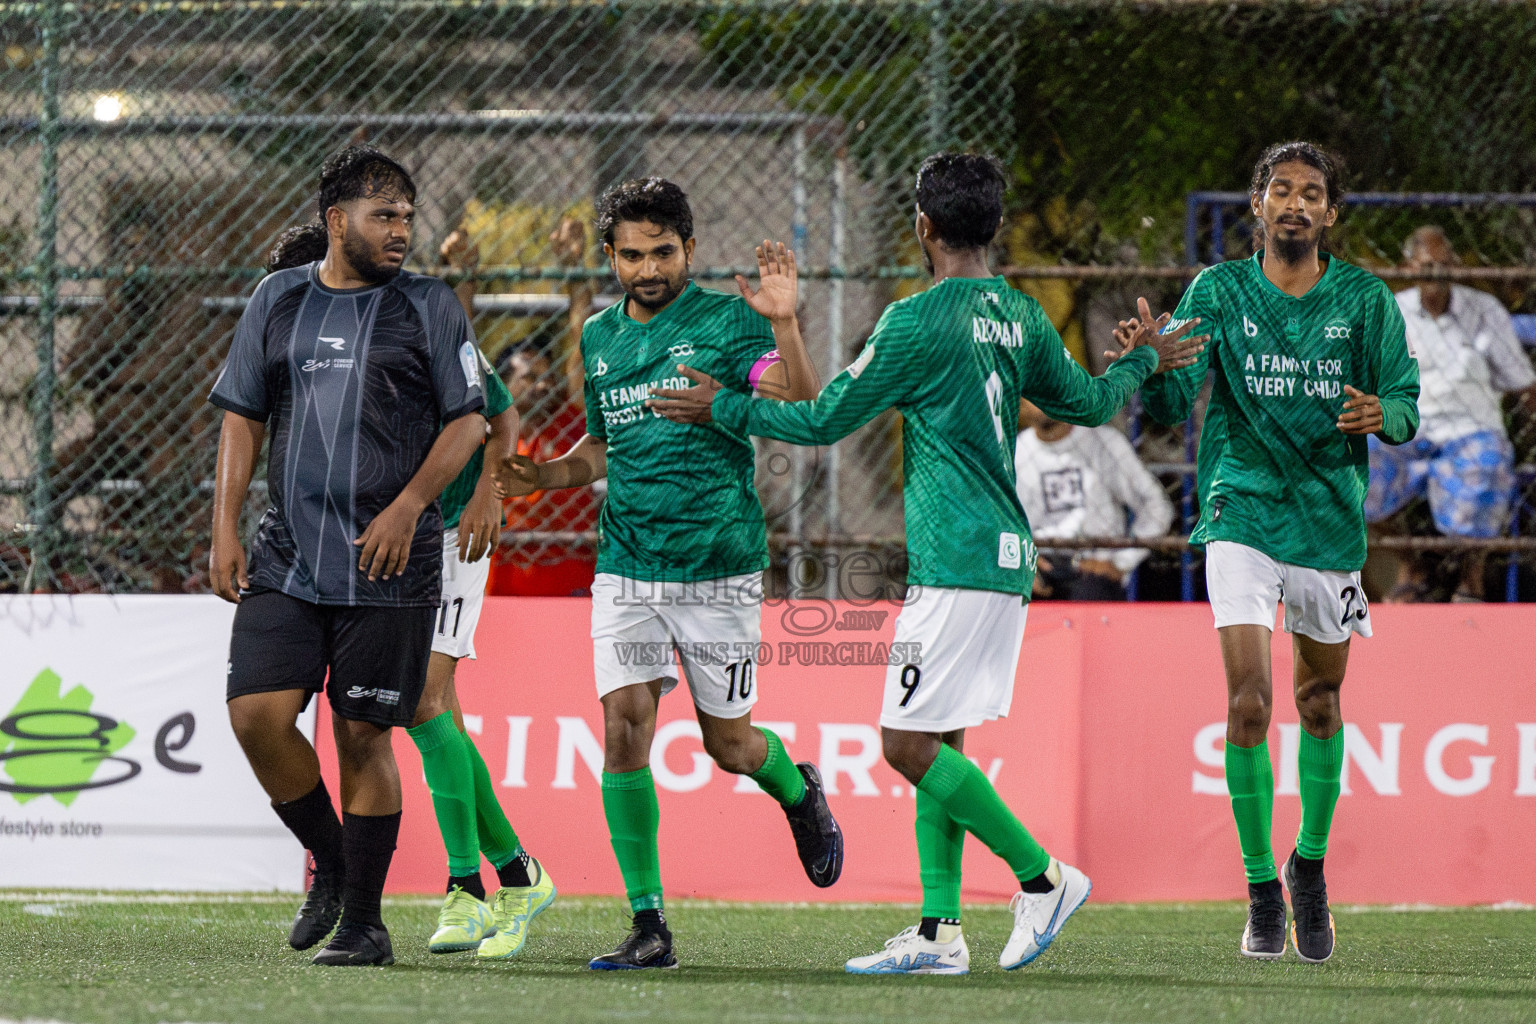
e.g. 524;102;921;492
1;669;138;806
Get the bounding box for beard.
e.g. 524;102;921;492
1268;219;1321;265
342;229;404;285
627;272;688;310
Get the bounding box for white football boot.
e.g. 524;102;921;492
999;859;1092;969
844;925;970;975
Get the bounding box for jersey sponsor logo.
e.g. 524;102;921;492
301;357;355;372
846;342;876;379
669;342;696;359
1323;318;1352;340
1243;315;1259;337
1241;354;1344;398
592;356;609;376
998;531;1022;570
598;376;690;426
319;336;347;351
459;341;481;388
972;317;1024;348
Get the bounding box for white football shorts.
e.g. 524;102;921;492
1206;540;1372;645
590;572;764;720
880;586;1029;733
430;527;493;660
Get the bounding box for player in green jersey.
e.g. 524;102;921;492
651;153;1203;974
502;177;844;970
1137;142;1420;963
411;351;561;962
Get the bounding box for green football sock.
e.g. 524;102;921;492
915;743;1049;883
1225;740;1276;883
406;711;479;878
748;727;806;807
461;728;522;869
1296;727;1344;861
602;767;663;913
916;788;965;921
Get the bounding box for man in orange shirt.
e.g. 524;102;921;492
490;341;598;596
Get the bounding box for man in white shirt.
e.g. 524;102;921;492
1365;225;1536;600
1014;400;1175;600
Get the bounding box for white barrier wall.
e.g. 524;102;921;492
1;596;306;891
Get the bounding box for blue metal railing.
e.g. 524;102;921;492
1158;191;1536;601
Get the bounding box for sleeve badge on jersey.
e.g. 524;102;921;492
459;341;481;388
846;342;877;380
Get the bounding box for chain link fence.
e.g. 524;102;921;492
1;0;1534;599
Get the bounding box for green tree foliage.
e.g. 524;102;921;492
700;0;1536;266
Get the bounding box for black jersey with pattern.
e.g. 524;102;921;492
210;264;485;607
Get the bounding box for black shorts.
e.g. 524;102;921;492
226;590;434;727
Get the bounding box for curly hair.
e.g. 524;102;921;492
914;152;1007;249
315;145;416;220
266;222;328;272
595;177;693;246
1249;141;1345;209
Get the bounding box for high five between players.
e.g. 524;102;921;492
650;153;1204;973
216;139;1419;973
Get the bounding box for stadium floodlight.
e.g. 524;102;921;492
92;94;123;121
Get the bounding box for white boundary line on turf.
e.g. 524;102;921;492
1;891;1531;912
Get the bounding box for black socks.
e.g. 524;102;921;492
918;916;960;941
496;849;533;889
272;779;344;878
1020;871;1055;894
634;908;669;936
448;873;486;901
1250;878;1284;902
339;810;402;929
447;848;534;897
1292;853;1325;882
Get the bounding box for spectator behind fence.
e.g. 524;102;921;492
1014;399;1174;600
1365;225;1536;601
488;341;598;596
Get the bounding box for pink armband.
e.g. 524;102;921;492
748;350;782;391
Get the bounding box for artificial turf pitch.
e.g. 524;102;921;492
1;894;1531;1024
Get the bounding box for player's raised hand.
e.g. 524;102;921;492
493;452;542;498
354;498;421;582
648;365;722;423
1108;297;1206;373
736;241;798;324
548;216;587;267
439;227;479;271
1337;385;1384;434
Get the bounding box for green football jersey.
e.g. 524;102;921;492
439;352;514;530
583;281;777;581
713;275;1158;597
1141;251;1419;572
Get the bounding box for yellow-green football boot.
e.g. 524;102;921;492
476;858;556;960
428;886;496;953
